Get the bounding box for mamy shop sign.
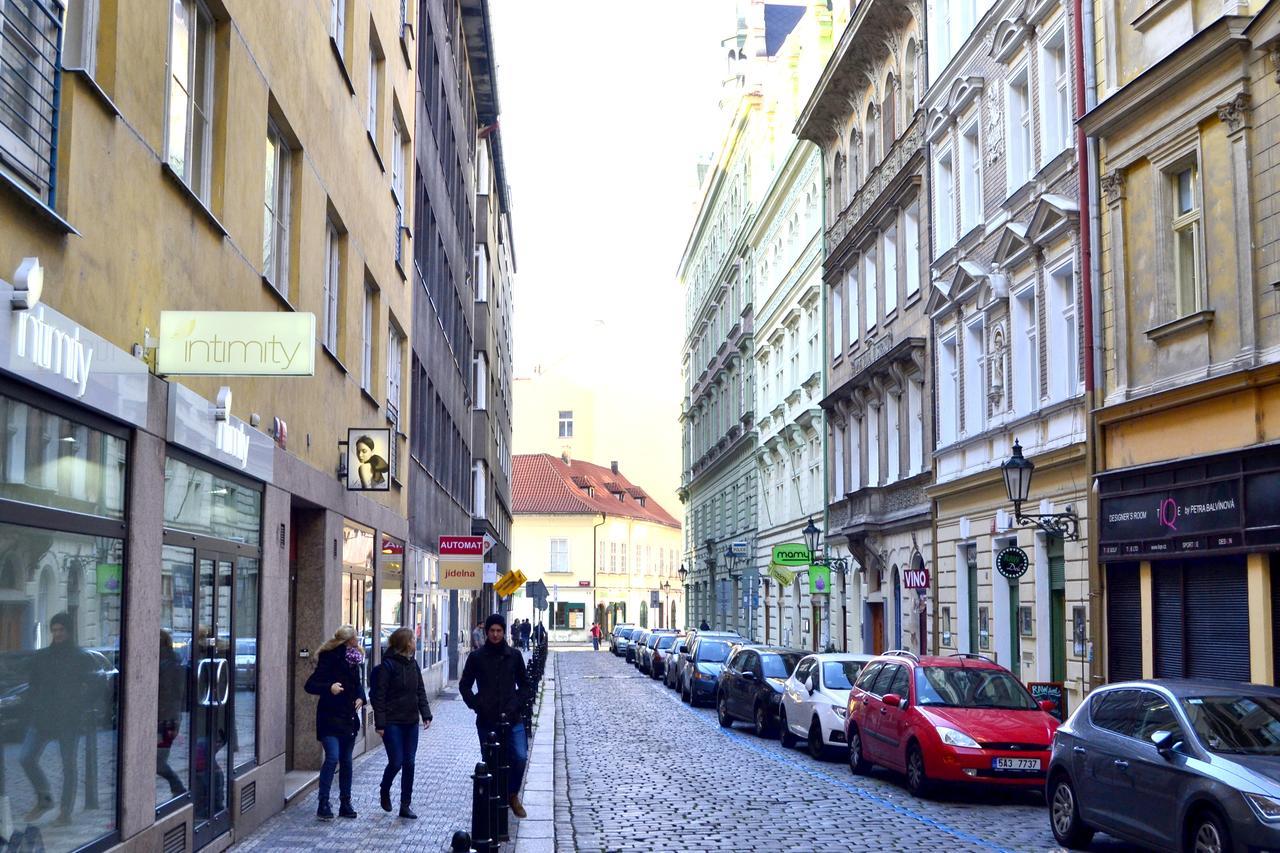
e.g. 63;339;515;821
439;535;484;590
157;311;316;375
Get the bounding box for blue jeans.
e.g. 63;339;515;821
318;734;356;805
475;720;528;795
380;724;419;804
20;728;78;815
591;637;600;651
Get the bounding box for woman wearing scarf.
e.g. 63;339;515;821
304;625;368;820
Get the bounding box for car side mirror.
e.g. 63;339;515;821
742;670;757;681
805;676;816;695
1039;700;1057;714
882;693;902;708
1151;730;1180;757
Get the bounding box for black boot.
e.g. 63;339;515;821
338;801;357;819
379;785;392;813
316;800;334;821
398;803;418;819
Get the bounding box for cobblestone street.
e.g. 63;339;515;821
555;649;1139;853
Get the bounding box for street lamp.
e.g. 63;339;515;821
677;563;688;628
803;516;849;574
660;580;671;629
802;516;822;556
1001;440;1080;540
677;563;688;583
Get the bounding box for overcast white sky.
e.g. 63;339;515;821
490;0;736;389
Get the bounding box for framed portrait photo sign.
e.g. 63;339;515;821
347;428;392;491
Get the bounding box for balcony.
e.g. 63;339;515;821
827;116;923;252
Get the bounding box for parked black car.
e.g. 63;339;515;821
626;630;649;664
680;633;742;707
716;646;804;738
664;638;689;689
650;633;681;680
610;624;636;656
638;630;676;675
1048;679;1280;852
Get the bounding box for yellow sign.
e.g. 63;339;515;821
441;558;483;590
769;562;796;585
494;569;527;598
157;311;316;375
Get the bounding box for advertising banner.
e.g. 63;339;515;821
771;544;811;566
808;564;830;596
157;310;316;375
440;559;482;590
769;563;796;585
347;428;392;490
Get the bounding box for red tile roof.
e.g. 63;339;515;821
512;454;681;529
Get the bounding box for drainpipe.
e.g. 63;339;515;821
1074;0;1104;694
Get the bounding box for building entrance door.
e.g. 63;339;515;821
869;602;885;654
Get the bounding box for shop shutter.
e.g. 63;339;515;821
1152;563;1185;679
1106;563;1141;683
1184;557;1248;682
1273;562;1280;686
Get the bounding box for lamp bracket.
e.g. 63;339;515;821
1012;501;1080;541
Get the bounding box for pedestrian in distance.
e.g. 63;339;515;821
521;619;532;650
589;622;602;651
533;620;546;647
371;627;433;819
699;619;710;631
459;613;531;818
471;621;485;651
305;625;367;820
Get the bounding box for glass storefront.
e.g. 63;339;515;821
379;536;404;654
0;390;126;852
342;523;374;681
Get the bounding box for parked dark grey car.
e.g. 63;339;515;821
610;624;636;656
1047;679;1280;852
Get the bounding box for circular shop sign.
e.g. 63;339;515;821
996;546;1030;580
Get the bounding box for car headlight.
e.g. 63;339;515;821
937;726;980;748
1244;792;1280;822
830;705;847;720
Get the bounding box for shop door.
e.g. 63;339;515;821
869;603;885;655
1008;576;1020;674
811;602;821;651
192;554;235;849
1049;545;1066;682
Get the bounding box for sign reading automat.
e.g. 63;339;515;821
157;311;316;375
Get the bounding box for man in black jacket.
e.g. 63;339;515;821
459;613;530;817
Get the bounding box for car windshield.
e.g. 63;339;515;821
762;653;803;679
822;661;864;690
915;667;1037;710
657;636;677;650
697;641;731;663
617;629;633;639
1181;695;1280;755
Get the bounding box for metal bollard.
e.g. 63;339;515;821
469;762;494;853
495;714;511;841
483;728;503;842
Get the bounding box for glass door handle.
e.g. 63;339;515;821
197;659;216;706
214;659;230;705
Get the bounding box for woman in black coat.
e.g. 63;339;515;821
371;628;432;818
304;625;367;820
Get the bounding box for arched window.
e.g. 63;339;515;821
848;129;860;193
904;39;919;116
882;74;896;145
833;152;846;212
865;102;879;167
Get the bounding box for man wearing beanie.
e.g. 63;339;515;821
459;613;531;817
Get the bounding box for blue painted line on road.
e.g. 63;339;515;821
663;688;1014;853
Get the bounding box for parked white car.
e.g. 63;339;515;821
779;653;875;760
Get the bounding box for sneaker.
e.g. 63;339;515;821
379;786;392;813
338;802;358;819
316;802;334;821
508;794;526;819
398;806;418;819
24;800;53;822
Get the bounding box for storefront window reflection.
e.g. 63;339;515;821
0;394;126;518
163;457;262;544
233;558;259;770
0;522;124;850
380;537;404;654
342;523;374;685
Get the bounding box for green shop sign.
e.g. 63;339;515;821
809;564;831;596
771;544;811;566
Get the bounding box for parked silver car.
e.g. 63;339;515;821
610;624;636;656
1048;679;1280;852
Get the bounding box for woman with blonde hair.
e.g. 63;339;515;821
304;625;367;820
371;627;432;818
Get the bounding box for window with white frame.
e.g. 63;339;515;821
1007;64;1032;190
963;317;985;435
1047;261;1077;401
904;39;919;116
789;330;799;390
864;245;877;331
322;219;341;354
63;0;99;77
549;538;569;572
1010;281;1038;415
263;122;292;293
833;422;846;496
849;414;862;488
476;138;491;191
367;37;382;138
866;403;881;486
939;335;958;445
386;323;404;418
959;119;981;234
361;284;375;390
1039;24;1071;161
903;203;921;298
473;461;487;518
558;410;573;438
473;352;488;410
847;266;860;345
330;0;346;49
391;112;406;201
883;225;898;315
474;245;489;302
1170;164;1202;318
866;102;879;167
832;284;844;357
908;379;924;475
166;0;215;201
807;306;819;374
886;392;900;482
935;147;956;251
760;353;771;407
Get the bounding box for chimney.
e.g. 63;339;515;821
611;461;619;475
561;451;570;465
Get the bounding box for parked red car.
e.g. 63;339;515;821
844;651;1059;797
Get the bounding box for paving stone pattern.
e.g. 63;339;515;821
232;688;503;853
555;649;1140;853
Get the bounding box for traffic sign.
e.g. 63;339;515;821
494;569;527;598
482;533;497;554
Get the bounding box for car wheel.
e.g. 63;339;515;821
779;709;796;748
1187;807;1231;853
1048;774;1094;849
753;702;772;738
717;693;733;728
848;725;870;774
808;719;827;761
905;743;931;798
683;681;693;705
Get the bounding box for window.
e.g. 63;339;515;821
864;245;877;330
959;120;981;234
935;148;956;251
883;225;898;315
263;123;293;293
886;392;900;482
882;75;896;145
386;323;404;417
1007;65;1032;190
558;410;573;438
390;111;406;201
1090;689;1140;737
63;0;99;77
867;403;880;486
832;152;845;214
1010;282;1037;414
329;0;345;48
904;39;919;116
367;35;383;139
865;102;878;166
166;0;215;201
1047;261;1077;400
833;422;845;496
1171;165;1202;317
475;245;488;302
473;461;487;518
831;284;843;356
1039;24;1071;160
473;352;488;410
847;266;859;344
322;219;341;354
939;334;958;445
609;542;617;572
905;202;920;297
361;284;375;390
908;378;924;475
963;318;984;435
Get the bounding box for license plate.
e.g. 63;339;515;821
991;757;1041;771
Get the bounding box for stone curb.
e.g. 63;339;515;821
512;651;556;853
